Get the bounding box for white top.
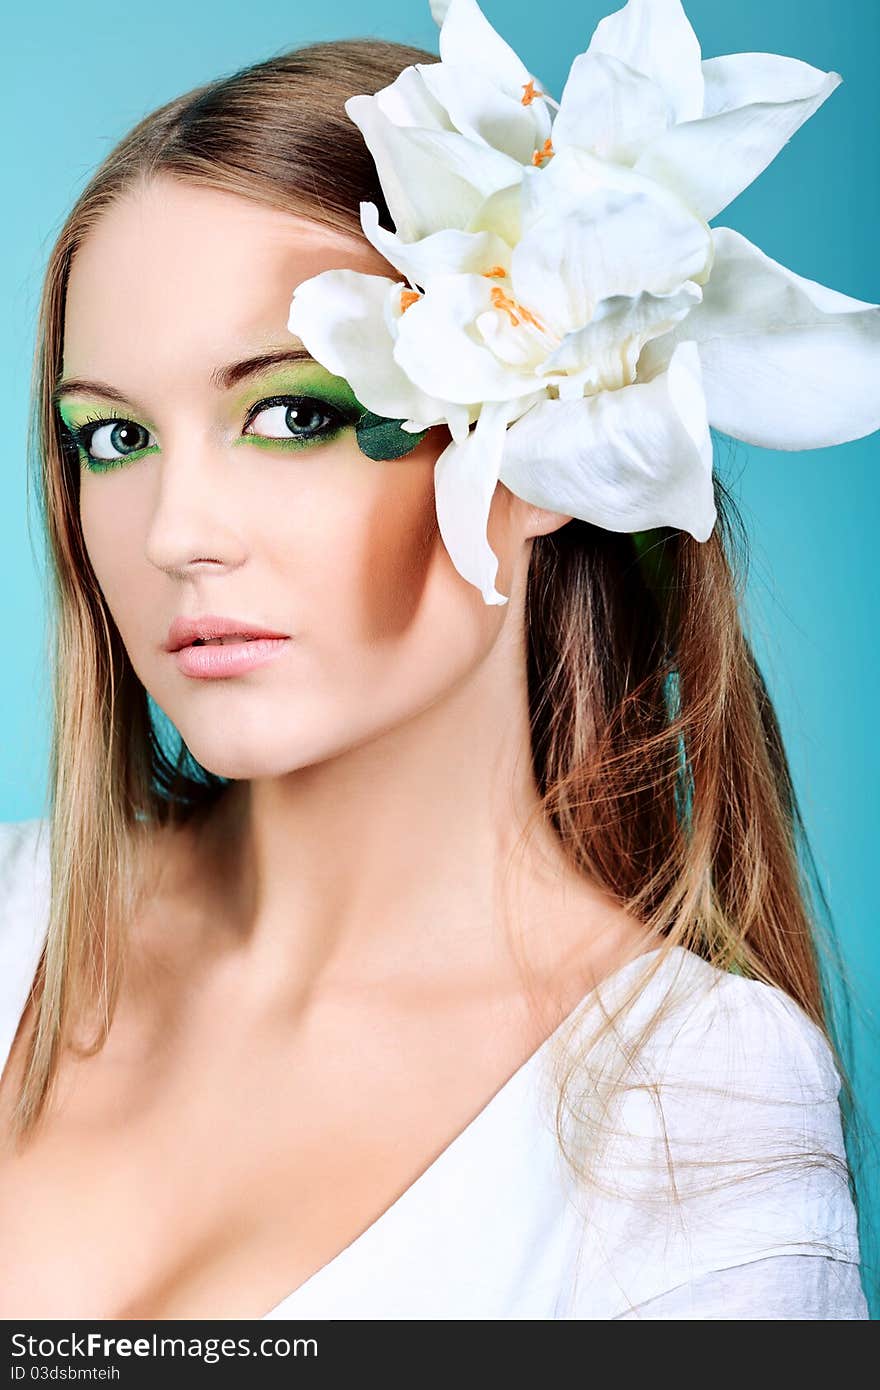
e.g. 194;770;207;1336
0;817;869;1320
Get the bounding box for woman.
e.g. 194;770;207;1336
0;0;874;1319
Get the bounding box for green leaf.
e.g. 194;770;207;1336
355;411;428;461
631;526;677;622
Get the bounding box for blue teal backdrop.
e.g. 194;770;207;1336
4;0;878;1313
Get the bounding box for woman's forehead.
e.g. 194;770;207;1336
62;178;390;383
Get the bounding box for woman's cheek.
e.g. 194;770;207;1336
267;440;441;646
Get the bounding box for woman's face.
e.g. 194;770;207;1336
60;176;540;779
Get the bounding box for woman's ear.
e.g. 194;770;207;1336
520;499;574;540
492;484;573;547
486;484;574;600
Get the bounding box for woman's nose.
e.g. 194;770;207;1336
143;431;247;576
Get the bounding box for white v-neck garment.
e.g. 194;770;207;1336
0;817;869;1319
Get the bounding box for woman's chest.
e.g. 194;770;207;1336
0;995;565;1321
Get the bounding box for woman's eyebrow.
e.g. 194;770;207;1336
51;345;317;406
211;345;317;391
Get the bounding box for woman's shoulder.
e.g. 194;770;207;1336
571;942;854;1224
701;949;840;1088
611;943;844;1103
561;944;865;1314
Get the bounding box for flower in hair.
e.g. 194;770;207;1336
288;0;880;606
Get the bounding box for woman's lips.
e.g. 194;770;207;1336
172;635;291;679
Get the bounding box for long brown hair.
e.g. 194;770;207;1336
13;35;877;1309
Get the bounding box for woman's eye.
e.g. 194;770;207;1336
75;418;155;464
64;394;353;470
243;395;349;444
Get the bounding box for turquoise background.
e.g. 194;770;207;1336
4;0;878;1312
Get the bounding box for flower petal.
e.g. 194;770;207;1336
434;395;542;605
498;340;716;540
417;0;554;163
393;273;543;403
287;269;452;425
586;0;704;124
511;148;712;322
345;92;522;241
699;51;840;122
358;199;512;289
637;227;880;449
469;181;523;247
551;50;672;165
370;61;453;131
435;0;531;92
417;57;553;165
635;54;842;222
538;282;702;394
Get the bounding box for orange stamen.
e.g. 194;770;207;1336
481;265;508;279
521;78;545;105
517;303;546;331
399;288;421;312
489;285;546;335
531;137;554;166
490;286;520;325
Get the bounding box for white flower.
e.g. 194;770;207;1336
288;0;880;605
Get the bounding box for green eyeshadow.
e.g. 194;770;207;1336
57;399;157;433
56;360;430;469
233;361;429;461
230;361;364;420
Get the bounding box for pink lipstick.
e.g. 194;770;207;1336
165;614;292;680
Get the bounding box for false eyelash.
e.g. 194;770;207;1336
80;409;119;425
60;395;357;461
242;393;356;435
60;409;127;453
